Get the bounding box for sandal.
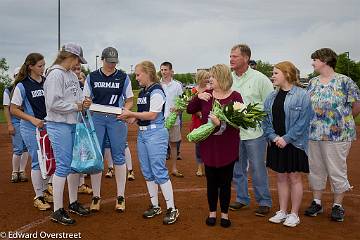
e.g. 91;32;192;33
171;171;184;178
196;170;203;177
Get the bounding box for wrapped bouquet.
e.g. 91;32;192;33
187;100;266;143
165;88;198;129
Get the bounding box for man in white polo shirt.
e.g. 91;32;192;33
160;62;184;177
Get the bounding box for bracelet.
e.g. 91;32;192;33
213;121;227;135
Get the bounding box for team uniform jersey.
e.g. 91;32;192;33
83;68;133;107
11;76;46;171
3;86;21;124
3;86;27;155
83;68;133;168
137;83;166;126
3;87;11;106
136;83;169;185
11;76;46;120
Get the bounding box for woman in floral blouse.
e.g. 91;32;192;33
305;48;360;222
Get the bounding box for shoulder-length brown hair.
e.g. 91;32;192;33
14;53;44;86
274;61;302;87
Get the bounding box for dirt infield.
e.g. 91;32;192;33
0;122;359;240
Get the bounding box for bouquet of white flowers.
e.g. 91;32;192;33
187;100;266;143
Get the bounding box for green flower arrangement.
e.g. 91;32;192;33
165;88;197;129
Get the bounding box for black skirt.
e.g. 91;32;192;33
266;142;309;173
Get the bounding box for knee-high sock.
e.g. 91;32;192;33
146;181;159;207
67;173;80;204
12;154;21;173
90;172;102;197
19;152;29;172
160;180;175;209
48;175;53;184
52;175;66;212
114;164;127;197
125;147;132;171
104;148;113;168
79;174;85;186
31;170;44;198
42;176;50;192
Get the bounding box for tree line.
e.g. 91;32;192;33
1;55;360;105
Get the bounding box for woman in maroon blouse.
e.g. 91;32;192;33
187;64;243;228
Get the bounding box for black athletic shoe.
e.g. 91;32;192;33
304;201;323;217
143;205;162;218
255;206;270;217
69;201;90;216
229;202;248;211
51;208;75;225
163;207;179;225
331;205;345;222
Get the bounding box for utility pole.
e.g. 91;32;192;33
96;55;99;70
58;0;61;50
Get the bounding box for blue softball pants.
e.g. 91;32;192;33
12;121;27;155
46;122;76;177
92;113;127;166
20;121;40;170
137;126;169;185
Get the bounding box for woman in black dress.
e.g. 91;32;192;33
263;61;312;227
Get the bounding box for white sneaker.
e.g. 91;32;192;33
269;210;287;223
283;213;300;227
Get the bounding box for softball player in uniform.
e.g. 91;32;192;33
71;63;93;195
3;80;29;183
10;53;52;211
83;47;134;212
44;43;91;225
118;60;179;225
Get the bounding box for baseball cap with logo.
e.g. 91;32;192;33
101;47;119;63
62;43;87;64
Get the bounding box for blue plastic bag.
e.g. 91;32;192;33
71;110;104;174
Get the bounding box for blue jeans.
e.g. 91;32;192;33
233;135;272;207
137;127;169;185
20;121;39;170
195;143;202;164
47;122;76;177
12;121;27;155
92;113;127;166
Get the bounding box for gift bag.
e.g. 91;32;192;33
36;128;56;179
71;110;103;174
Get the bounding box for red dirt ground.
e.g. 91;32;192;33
0;122;359;240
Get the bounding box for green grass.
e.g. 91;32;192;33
0;109;5;123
